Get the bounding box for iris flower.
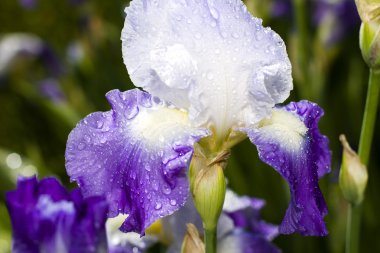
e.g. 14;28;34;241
6;176;109;253
65;0;331;238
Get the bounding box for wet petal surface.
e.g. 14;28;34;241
65;89;209;234
122;0;292;138
245;100;331;236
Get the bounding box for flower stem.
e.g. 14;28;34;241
204;227;217;253
358;69;380;165
346;69;380;253
293;0;310;99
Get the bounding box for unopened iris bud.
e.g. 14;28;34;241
181;224;205;253
359;21;380;68
356;0;380;68
339;135;368;205
189;145;228;230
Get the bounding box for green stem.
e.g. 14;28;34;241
358;69;380;165
204;227;217;253
346;69;380;253
293;0;310;99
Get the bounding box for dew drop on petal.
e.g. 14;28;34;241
194;32;202;39
96;120;104;129
170;199;177;206
162;185;172;195
154;202;162;210
209;7;219;20
77;142;86;150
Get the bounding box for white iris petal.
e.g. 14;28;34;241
122;0;292;142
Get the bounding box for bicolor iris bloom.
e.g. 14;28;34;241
65;0;331;238
6;176;109;253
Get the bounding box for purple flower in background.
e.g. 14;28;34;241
65;0;331;237
19;0;85;9
0;33;63;78
271;0;360;45
19;0;37;9
38;78;66;103
6;176;109;253
313;0;360;46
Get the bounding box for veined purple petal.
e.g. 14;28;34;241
244;100;331;236
65;89;209;235
122;0;292;139
5;176;108;253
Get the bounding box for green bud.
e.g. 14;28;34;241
180;224;205;253
355;0;380;23
339;135;368;205
355;0;380;68
359;21;380;69
189;145;228;230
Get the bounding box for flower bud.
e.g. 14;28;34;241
189;145;228;230
339;135;368;205
359;21;380;69
355;0;380;68
181;224;205;253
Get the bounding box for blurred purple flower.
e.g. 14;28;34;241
19;0;37;9
38;78;66;103
271;0;360;45
0;33;63;78
19;0;85;9
6;176;109;253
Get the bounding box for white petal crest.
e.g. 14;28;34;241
122;0;292;139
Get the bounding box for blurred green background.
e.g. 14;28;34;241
0;0;379;252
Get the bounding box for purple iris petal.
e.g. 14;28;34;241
5;176;108;253
223;193;278;241
218;230;281;253
65;88;208;235
245;100;331;236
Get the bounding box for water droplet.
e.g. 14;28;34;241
84;134;91;143
162;185;172;195
96;120;104;129
209;7;219;19
154;202;162;210
144;164;151;172
126;106;139;120
77;142;86;150
221;31;228;38
170;199;177;206
152;180;159;191
194;33;202;39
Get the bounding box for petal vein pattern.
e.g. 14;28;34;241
65;89;209;235
244;100;331;236
122;0;292;138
